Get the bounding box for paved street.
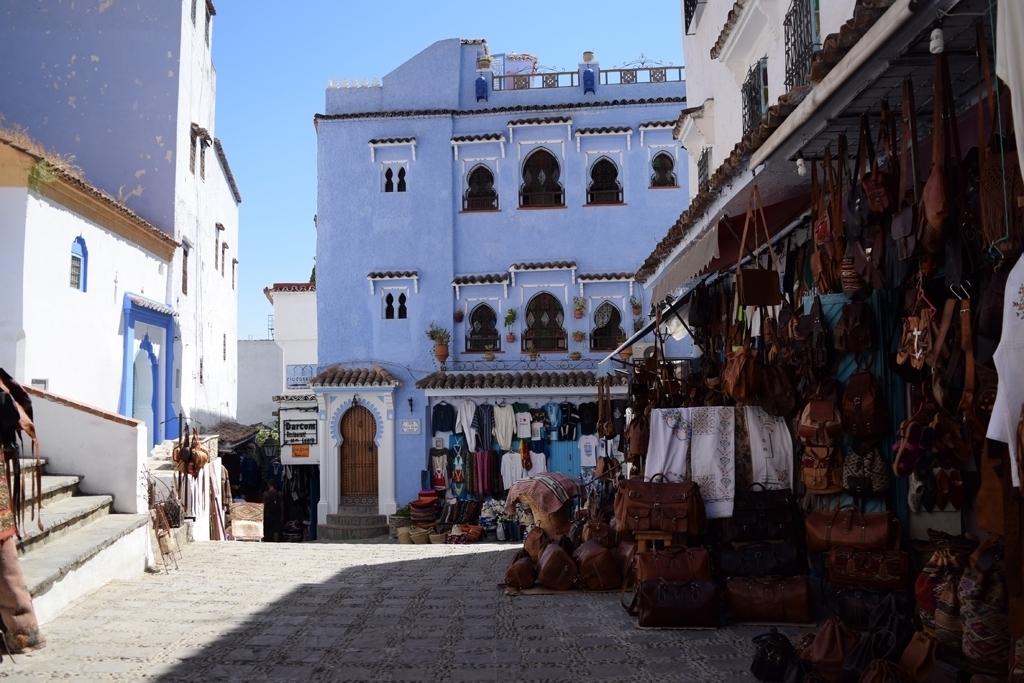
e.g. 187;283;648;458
2;541;780;682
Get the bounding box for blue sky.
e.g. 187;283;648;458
215;0;685;340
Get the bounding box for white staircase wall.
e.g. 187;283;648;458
26;388;148;514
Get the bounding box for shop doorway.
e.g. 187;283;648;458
339;405;378;501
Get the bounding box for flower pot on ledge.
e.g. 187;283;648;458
632;306;642;316
434;344;449;363
454;310;465;323
506;333;516;343
483;351;496;361
619;346;633;361
573;310;583;319
569;351;582;361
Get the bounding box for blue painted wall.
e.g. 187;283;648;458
316;39;689;507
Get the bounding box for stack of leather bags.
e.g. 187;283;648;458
409;490;440;528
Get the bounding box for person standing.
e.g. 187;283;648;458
262;479;284;543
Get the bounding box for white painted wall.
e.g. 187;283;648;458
0;187;28;378
274;290;317;368
30;390;148;514
237;340;283;425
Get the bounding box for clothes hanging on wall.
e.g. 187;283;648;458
744;406;795;489
431;401;455;435
493;404;515;451
543;402;562;440
430;446;449;492
559;402;580;441
456;399;478;451
578;401;598;435
578;434;600;468
472;403;495;453
689;407;736;519
448;434;467;497
645;408;691;482
987;255;1024;487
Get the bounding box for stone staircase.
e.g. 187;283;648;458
318;503;389;541
15;458;150;624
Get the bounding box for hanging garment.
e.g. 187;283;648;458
611;399;628;437
996;1;1024;168
266;460;284;490
493;404;515;451
449;435;467;497
430;449;449;491
530;409;549;441
474;450;488;496
501;450;525;489
240;457;260;488
488;450;502;496
578;434;600;468
987;256;1024;487
543;402;562;441
456;399;479;451
690;407;736;519
578;402;598;436
644;408;692;482
531;450;547;474
472;403;495;453
515;411;532;440
744;406;795;489
432;401;455;435
559;402;580;441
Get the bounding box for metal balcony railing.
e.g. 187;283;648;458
492;71;578;91
519;190;564;208
599;66;684;85
462;195;498;211
587;189;623;205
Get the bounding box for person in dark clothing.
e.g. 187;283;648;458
262;479;284;543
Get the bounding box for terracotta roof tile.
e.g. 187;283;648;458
263;282;315;304
709;0;749;60
460;38;487;45
367;270;418;279
415;371;626;390
214;139;241;204
368;137;415;145
510;261;576;271
575;126;632;135
452;273;509;285
311;366;402;388
508;116;572;126
639;120;677;129
451;133;504;143
208;421;261;446
577;272;634;281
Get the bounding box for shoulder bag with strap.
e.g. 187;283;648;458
893;78;921;261
737;185;783;307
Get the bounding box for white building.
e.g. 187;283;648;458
0;0;241;439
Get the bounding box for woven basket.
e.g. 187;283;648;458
409;528;431;544
429;533;446;544
397;526;414;544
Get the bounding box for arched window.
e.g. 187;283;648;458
384;292;395;319
466;303;500;352
587;157;623;204
397;292;407;319
523;292;567;352
520;149;564;207
397;167;407;192
590;302;625;351
70;237;88;292
464;165;498;211
651;152;677;187
384;168;394;193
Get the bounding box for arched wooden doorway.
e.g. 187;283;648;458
339;404;379;501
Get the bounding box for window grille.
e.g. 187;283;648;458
69;255;82;290
232;259;237;290
742;58;769;134
697;147;711;192
191;0;197;25
519;149;564;207
214;234;219;270
587;158;623;205
181;248;188;295
651;152;677;187
784;0;820;90
466;304;500;352
463;165;498;211
199;357;204;385
590;302;625;351
200;143;206;180
522;293;567;352
223;334;227;361
70;237;87;291
684;0;702;33
221;244;227;275
189;129;197;174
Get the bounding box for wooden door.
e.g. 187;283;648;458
340;405;378;499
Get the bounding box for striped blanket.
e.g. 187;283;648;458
505;472;579;515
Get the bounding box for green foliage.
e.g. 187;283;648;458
27;160;56;192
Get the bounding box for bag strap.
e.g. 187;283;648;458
898;78;919;204
931;53;945;175
752;186;781;273
926;297;958;368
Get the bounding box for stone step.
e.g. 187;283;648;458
39;475;80;506
13;458;47;477
316;523;390;541
325;513;388;527
335;504;380;515
17;495;113;555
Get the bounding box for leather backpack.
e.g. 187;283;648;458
799;617;858;683
572;540;623;591
842;372;886;438
536;543;578;591
798;396;843;447
834;302;874;354
793;296;829;368
751;629;796;683
524;527;548;562
581;519;612;548
505;549;537;590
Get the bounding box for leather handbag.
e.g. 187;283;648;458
802;446;844;495
720;541;804;578
798;398;843;447
582;519;612;548
634;545;712;583
860;660;910;683
751;629;796;683
793;296;829;369
723;320;762;407
626;412;649;458
920;53;953;255
727;576;814;624
841;444;890;496
715;485;800;544
897;631;936;683
799;617;858;683
524;526;548;562
572;540;623;591
631;578;719;629
859;109;899;216
759;363;798;418
842;631;898;683
826;547;909;590
737;186;783;307
805;506;897;554
833;302;875;354
613;478;706;535
505;549;537;590
536;543;577;591
842;372;887;438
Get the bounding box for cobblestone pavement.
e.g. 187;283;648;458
1;541;798;682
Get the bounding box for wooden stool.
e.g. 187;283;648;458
634;531;674;554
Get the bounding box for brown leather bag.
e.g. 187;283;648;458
581;519;612;548
859;108;899;216
833;302;874;353
802;447;844;495
726;576;813;624
798;397;843;447
573;540;623;591
536;543;577;591
505;549;537;590
842;372;887;438
630;578;719;629
861;660;911;683
826;547;909;591
920;53;953;255
897;630;936;682
524;527;548;562
720;541;804;578
634;546;712;583
736;185;783;307
626;412;649;458
799;617;858;683
805;506;897;554
758;362;797;418
714;485;800;544
723;319;762;406
613;478;706;535
893;78;922;261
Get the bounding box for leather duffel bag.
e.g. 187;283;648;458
715;486;799;544
805;506;897;554
629;578;719;629
536;543;577;591
826;547;908;590
505;549;537;590
726;576;814;624
573;540;623;591
634;545;712;584
720;541;804;578
613;478;706;535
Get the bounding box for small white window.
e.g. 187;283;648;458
30;379;48;391
382;288;409;319
382;163;408;193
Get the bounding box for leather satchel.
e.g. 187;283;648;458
582;519;612;548
727;576;814;624
798;398;843;447
737;186;783;307
859;109;899;216
826;547;909;590
720;541;804;578
842;632;898;683
842;372;887;438
572;540;623;591
799;617;858;683
893;78;921;261
897;630;936;683
634;545;712;583
613;479;706;535
751;629;796;683
536;543;577;591
723;322;762;406
805;506;897;554
715;485;800;544
920;53;953;255
861;660;910;683
505;549;537;590
802;446;844;495
833;302;874;354
631;578;719;629
524;527;549;562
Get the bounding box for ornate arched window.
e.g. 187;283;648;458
397;292;407;319
651;152;677;187
587;157;623;204
466;303;500;352
384;292;395;319
397;167;407;192
522;292;567;352
464;165;498;211
520;149;564;207
590;301;625;351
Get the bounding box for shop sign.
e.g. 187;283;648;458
400;419;421;435
283;420;317;445
291;444;310;458
286;364;315;390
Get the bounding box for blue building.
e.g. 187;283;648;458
311;39;689;533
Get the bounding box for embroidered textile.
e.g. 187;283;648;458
690;407;736;519
744;406;794;489
645;408;691;482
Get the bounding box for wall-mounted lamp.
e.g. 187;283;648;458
796;152;807;177
929;21;945;54
408;397;414;414
352;394;360;406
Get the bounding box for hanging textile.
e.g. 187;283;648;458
987;256;1024;487
644;408;692;482
996;1;1024;168
744;406;795;489
493;404;515;451
690;407;736;519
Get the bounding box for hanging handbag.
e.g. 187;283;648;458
759;362;798;418
793;296;829;368
842;372;887;439
805;506;897;554
613;478;706;535
798;397;843;447
724;316;763;406
833;302;874;354
892;79;921;260
715;484;800;544
860;107;899;216
802;446;844;495
799;617;858;683
629;578;719;629
727;576;814;625
752;629;796;683
842;443;891;495
920;52;953;255
737;186;783;307
720;541;805;578
826;547;909;590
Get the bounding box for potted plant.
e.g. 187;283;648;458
478;54;492;70
572;296;587;319
633;317;645;333
483;345;496;362
454;308;465;323
617;335;633;361
572;330;586;343
528;351;540;361
504;308;517;343
425;323;451;362
389;505;413;538
630;295;643;316
583;51;595;63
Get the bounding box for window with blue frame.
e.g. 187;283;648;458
70;237;87;292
